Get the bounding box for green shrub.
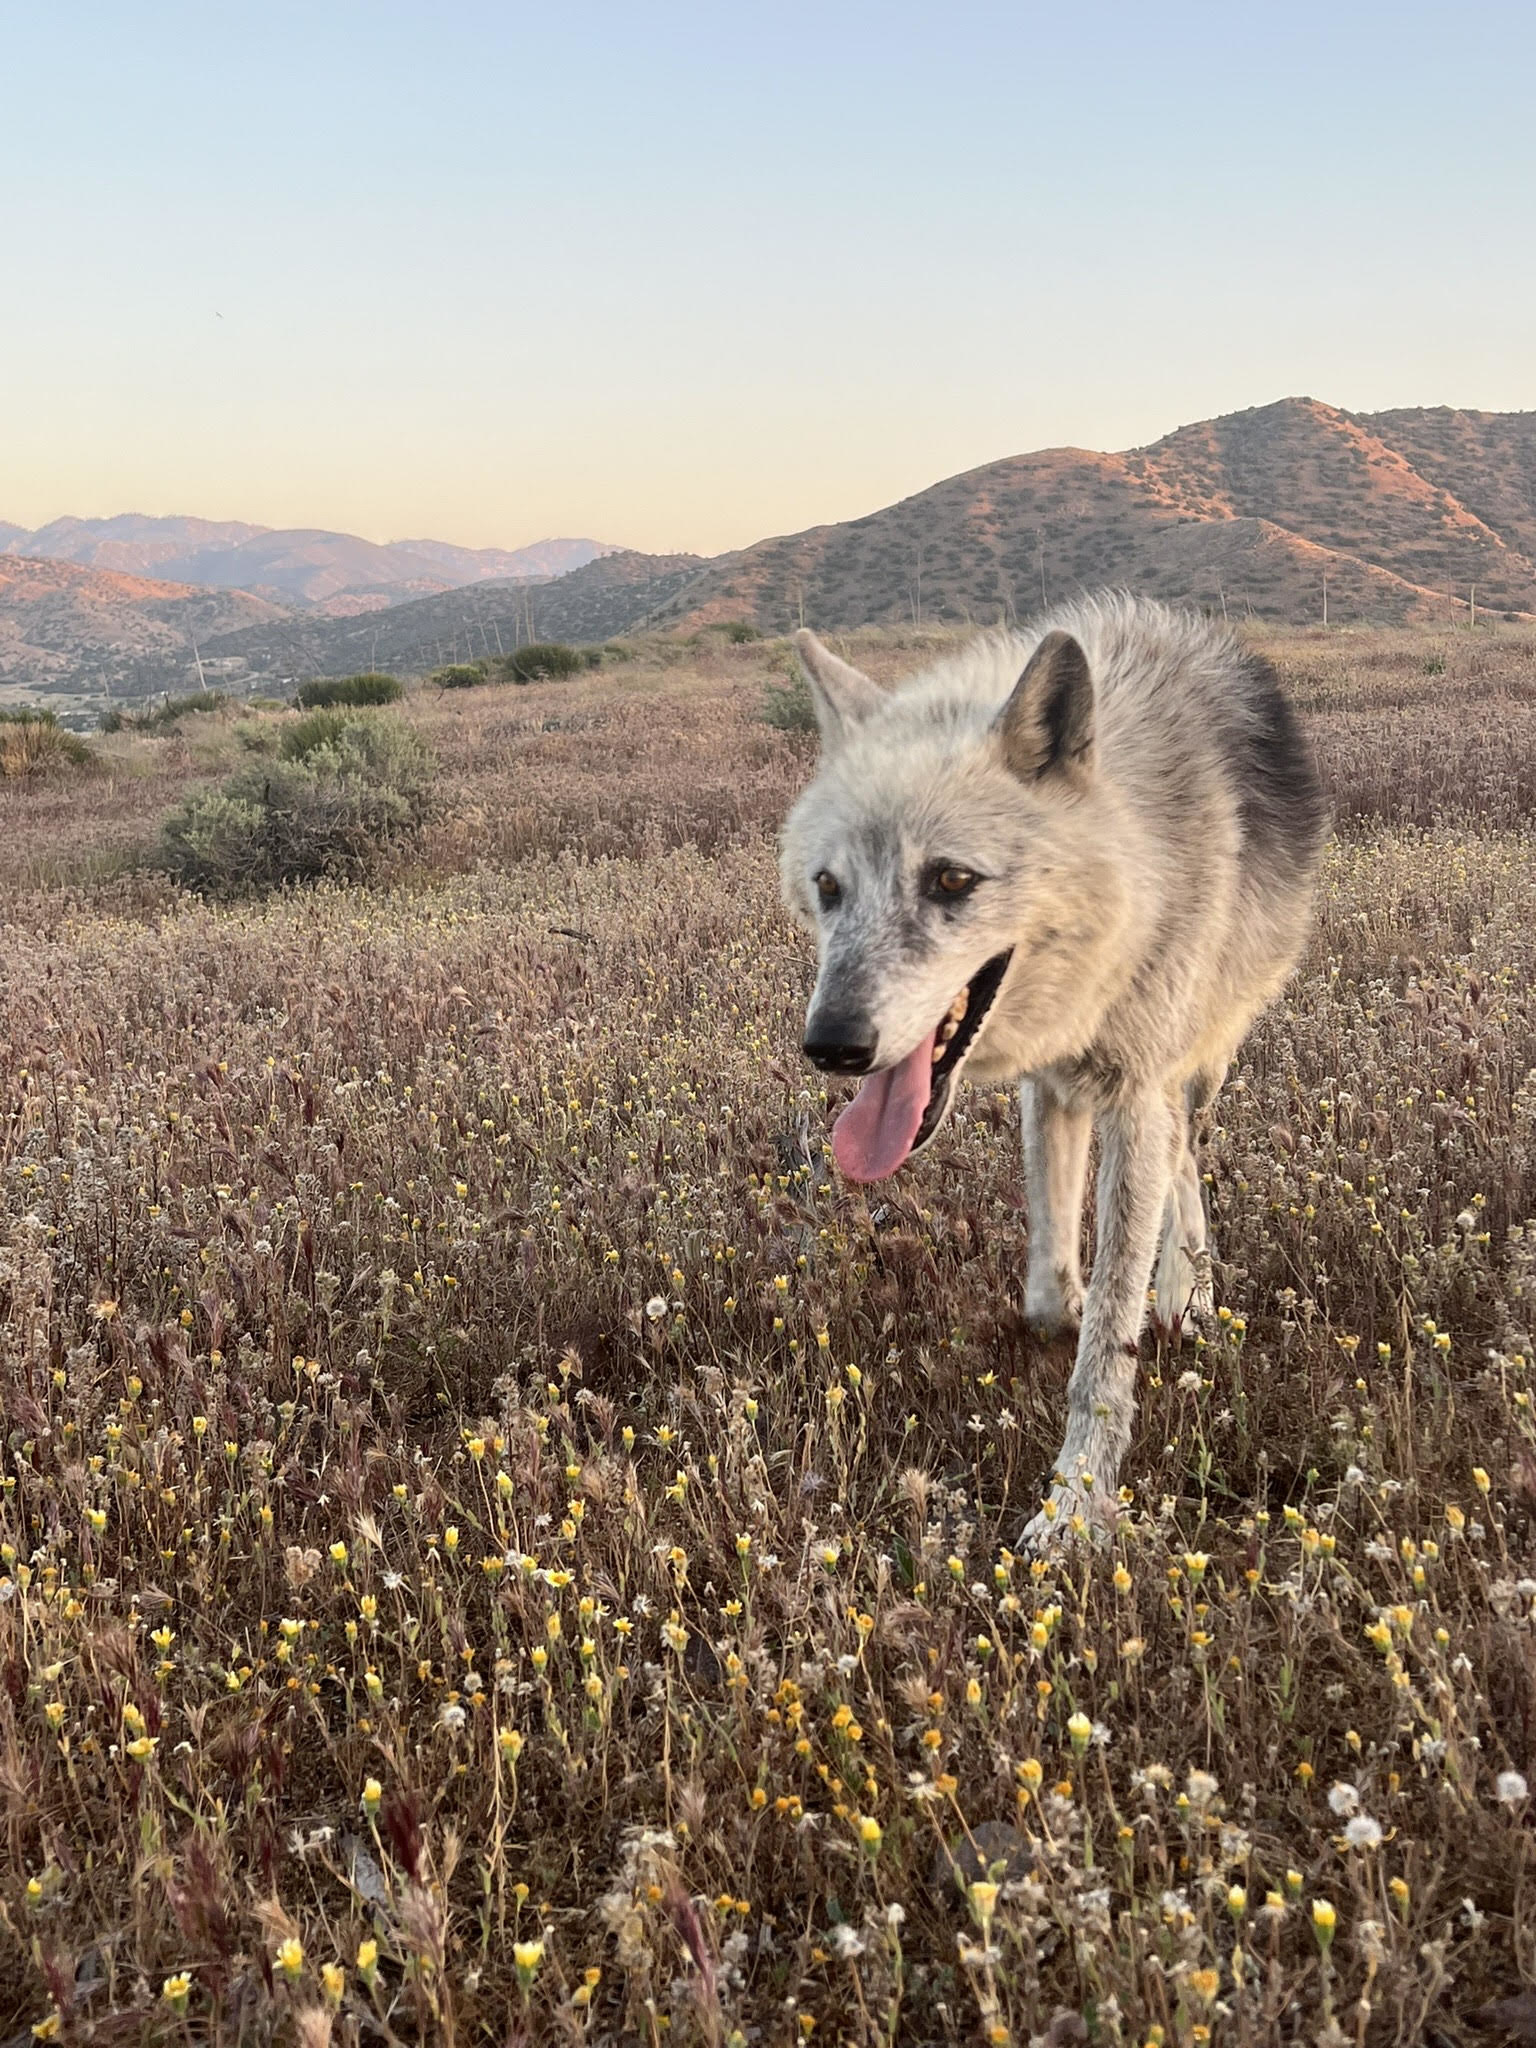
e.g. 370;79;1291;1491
497;643;585;683
278;711;433;797
294;672;403;710
760;670;818;733
430;663;488;691
0;707;93;777
232;717;281;754
281;708;356;761
157;791;268;891
159;712;433;896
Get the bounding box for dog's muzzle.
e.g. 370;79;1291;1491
802;1015;878;1075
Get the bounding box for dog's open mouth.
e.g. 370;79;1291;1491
831;949;1013;1183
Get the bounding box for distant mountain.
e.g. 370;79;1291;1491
0;517;616;610
8;515;270;579
0;556;288;707
651;399;1536;633
201;551;706;679
389;536;610;584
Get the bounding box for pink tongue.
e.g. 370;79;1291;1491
831;1029;938;1182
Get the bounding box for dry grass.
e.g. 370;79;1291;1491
1;624;1535;2044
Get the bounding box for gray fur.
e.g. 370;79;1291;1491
781;594;1328;1546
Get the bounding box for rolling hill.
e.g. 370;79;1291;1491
199;551;706;680
651;399;1536;633
0;556;289;709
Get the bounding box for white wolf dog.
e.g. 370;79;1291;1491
780;592;1327;1546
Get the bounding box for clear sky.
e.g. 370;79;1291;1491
2;2;1532;555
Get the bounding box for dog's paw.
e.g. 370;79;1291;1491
1147;1302;1186;1345
1149;1246;1214;1345
1018;1480;1118;1556
1024;1276;1085;1341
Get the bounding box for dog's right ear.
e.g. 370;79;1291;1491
793;630;886;752
994;631;1095;789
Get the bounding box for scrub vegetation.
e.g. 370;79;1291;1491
2;623;1535;2044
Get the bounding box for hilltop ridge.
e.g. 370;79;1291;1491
650;398;1536;634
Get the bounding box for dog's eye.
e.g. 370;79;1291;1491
931;865;979;898
814;869;841;905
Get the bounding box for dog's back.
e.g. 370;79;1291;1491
1048;593;1327;893
877;594;1327;1066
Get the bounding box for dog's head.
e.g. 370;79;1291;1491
779;627;1107;1181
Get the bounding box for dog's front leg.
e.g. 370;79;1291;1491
1020;1078;1092;1334
1021;1087;1175;1548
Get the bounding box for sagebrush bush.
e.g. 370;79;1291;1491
294;671;403;709
497;641;586;682
280;707;365;761
429;662;489;691
159;712;433;894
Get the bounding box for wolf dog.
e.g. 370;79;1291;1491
780;592;1327;1546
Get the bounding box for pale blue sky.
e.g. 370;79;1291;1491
2;2;1532;552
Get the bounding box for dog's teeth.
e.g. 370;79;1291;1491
947;990;969;1023
938;1019;958;1043
931;1044;945;1064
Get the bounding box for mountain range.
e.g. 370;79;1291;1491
4;398;1534;711
0;516;612;611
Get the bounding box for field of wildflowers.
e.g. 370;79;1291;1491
2;623;1536;2044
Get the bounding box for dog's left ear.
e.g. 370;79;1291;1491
994;631;1095;788
793;630;886;752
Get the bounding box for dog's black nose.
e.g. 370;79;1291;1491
803;1019;878;1074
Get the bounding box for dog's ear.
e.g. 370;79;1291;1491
994;631;1095;788
793;630;886;751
